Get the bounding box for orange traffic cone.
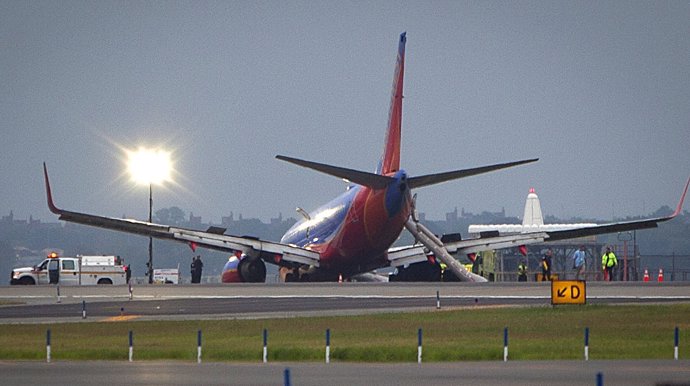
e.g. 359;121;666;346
658;268;664;282
643;268;650;282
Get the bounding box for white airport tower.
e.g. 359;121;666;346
468;188;597;236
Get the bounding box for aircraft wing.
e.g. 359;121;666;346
536;176;690;242
387;211;677;280
43;163;320;268
389;177;688;280
387;231;549;267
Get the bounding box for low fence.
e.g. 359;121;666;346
42;326;682;363
486;254;690;282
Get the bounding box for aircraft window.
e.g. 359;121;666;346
62;260;75;270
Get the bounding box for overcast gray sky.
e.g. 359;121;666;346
2;1;689;225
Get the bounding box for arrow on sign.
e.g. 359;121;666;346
557;285;581;298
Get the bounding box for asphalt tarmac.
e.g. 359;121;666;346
2;282;689;385
1;360;689;386
1;282;689;323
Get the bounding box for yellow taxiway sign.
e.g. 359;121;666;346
551;280;586;305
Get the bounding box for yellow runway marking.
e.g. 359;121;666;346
101;315;140;322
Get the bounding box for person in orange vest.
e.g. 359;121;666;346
601;246;618;281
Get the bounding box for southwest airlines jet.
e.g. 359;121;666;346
43;33;688;283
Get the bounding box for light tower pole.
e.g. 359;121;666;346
127;147;172;284
148;183;153;283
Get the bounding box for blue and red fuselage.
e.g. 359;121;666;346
278;33;409;278
280;170;411;275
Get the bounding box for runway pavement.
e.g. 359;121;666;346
0;282;689;323
1;360;689;386
2;283;689;385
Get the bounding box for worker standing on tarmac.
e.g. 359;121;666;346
573;245;587;280
517;259;528;282
601;246;618;281
124;263;131;284
191;255;203;283
48;253;59;284
541;249;553;281
472;253;483;276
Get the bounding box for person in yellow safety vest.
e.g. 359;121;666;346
517;260;528;282
601;246;618;281
541;249;553;281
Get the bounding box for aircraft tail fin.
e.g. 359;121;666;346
377;32;406;176
522;188;545;227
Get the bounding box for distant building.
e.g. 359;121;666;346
188;212;202;226
2;211;44;226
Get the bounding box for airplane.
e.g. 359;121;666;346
467;187;601;236
43;32;689;283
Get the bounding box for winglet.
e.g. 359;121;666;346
43;162;62;214
671;176;690;217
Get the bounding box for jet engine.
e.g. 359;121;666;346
221;254;267;283
238;255;267;282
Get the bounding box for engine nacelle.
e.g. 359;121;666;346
221;255;242;283
221;254;267;283
239;255;267;282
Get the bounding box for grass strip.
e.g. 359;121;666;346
1;304;688;362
